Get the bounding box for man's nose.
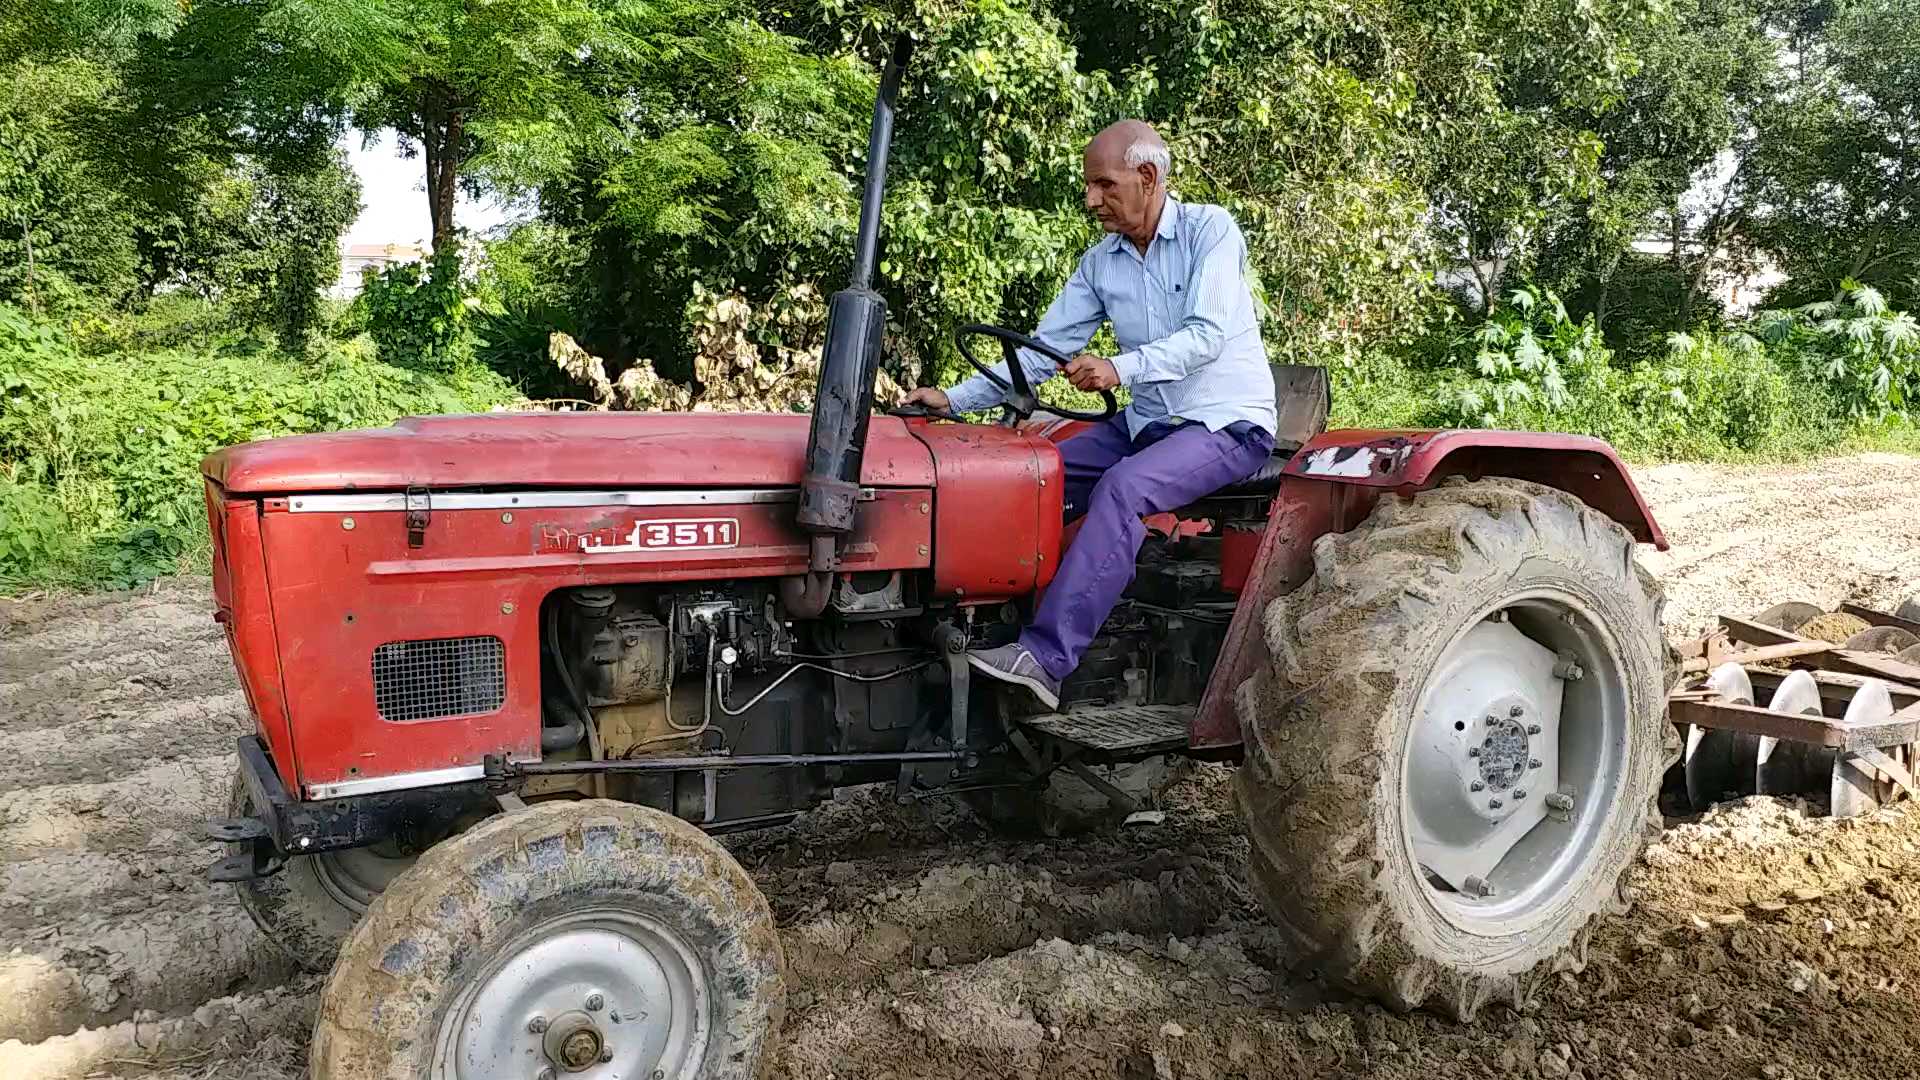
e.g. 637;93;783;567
1083;186;1100;210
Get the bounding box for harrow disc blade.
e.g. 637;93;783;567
1751;601;1825;634
1686;663;1759;811
1831;679;1896;818
1843;626;1919;654
1755;669;1824;798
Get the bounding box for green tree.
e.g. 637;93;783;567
1745;0;1920;307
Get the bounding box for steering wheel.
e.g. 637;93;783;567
953;324;1119;424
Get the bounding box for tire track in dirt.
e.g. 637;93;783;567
3;456;1920;1078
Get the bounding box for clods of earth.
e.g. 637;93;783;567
4;452;1920;1079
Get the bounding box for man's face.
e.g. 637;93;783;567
1083;144;1156;236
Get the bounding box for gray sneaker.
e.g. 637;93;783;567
966;643;1061;711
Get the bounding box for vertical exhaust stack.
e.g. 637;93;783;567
796;34;914;572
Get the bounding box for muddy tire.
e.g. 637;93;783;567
312;799;784;1080
965;757;1175;837
1235;478;1667;1018
227;771;415;973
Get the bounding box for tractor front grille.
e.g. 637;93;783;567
371;636;506;722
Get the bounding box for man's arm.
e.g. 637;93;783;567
1108;210;1247;386
943;257;1106;413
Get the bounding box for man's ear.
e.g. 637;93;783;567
1136;163;1159;193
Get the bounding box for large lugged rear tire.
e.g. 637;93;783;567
1235;478;1667;1018
312;800;785;1080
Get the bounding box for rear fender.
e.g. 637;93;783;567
1191;429;1666;749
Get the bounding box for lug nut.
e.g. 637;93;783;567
1514;789;1527;799
528;1016;549;1034
586;993;605;1012
599;1049;615;1064
1462;875;1495;898
1546;792;1575;812
1467;747;1480;758
1489;798;1503;809
1529;758;1542;769
1470;780;1484;792
1510;705;1524;717
1527;723;1542;735
537;1069;556;1080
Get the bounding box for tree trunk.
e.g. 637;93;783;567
1466;251;1496;318
1594;249;1622;336
419;89;465;252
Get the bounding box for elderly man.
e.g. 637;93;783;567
902;120;1277;709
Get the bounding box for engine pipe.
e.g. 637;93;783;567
796;34;914;552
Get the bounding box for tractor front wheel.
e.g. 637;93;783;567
226;771;416;972
312;799;785;1080
1234;478;1668;1018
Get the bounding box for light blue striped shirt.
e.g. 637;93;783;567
945;196;1276;439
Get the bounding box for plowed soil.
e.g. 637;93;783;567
4;451;1919;1079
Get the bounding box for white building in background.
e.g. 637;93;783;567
332;242;426;299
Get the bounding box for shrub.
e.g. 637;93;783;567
1754;281;1920;420
0;305;517;590
359;246;473;371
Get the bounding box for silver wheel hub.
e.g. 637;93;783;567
433;908;708;1080
1403;595;1627;932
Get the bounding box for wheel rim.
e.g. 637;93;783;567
1400;589;1631;935
432;907;709;1080
312;842;415;914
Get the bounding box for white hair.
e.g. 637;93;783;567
1124;139;1170;181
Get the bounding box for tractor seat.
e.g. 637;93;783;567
1210;441;1300;497
1197;364;1329;501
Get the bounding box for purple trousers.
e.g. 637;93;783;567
1021;415;1275;681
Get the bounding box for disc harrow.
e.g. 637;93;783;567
1672;599;1920;816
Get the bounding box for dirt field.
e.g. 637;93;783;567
4;451;1919;1079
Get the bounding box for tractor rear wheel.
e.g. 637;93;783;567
312;799;784;1080
226;771;416;972
1234;478;1668;1018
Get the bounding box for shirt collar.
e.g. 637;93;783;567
1106;194;1181;254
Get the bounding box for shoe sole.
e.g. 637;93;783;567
966;653;1061;711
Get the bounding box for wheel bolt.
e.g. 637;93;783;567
1546;792;1575;812
1470;780;1484;792
1514;789;1527;799
599;1049;614;1064
528;1016;549;1034
1527;723;1542;735
537;1069;556;1080
1467;747;1480;758
1529;758;1542;769
1510;705;1524;717
1489;798;1503;809
586;993;605;1012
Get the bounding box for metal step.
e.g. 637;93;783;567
1019;703;1193;753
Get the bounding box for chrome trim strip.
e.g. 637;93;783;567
306;763;487;800
286;488;851;513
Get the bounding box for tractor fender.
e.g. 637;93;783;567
1191;429;1665;749
1283;428;1666;548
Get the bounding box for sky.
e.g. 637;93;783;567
339;129;514;248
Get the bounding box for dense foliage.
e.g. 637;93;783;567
0;305;514;588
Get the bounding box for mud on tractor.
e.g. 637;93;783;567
202;37;1673;1079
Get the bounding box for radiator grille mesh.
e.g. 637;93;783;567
371;636;505;722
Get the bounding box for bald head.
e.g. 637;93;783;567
1083;120;1170;250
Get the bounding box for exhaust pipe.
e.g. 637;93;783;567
796;34;914;560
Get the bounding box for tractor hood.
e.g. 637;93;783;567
201;411;937;495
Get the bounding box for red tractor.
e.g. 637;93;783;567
204;38;1671;1079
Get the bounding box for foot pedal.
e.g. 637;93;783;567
1018;704;1192;754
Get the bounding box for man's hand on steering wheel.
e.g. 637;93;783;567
1061;354;1120;392
901;387;951;412
952;324;1119;424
